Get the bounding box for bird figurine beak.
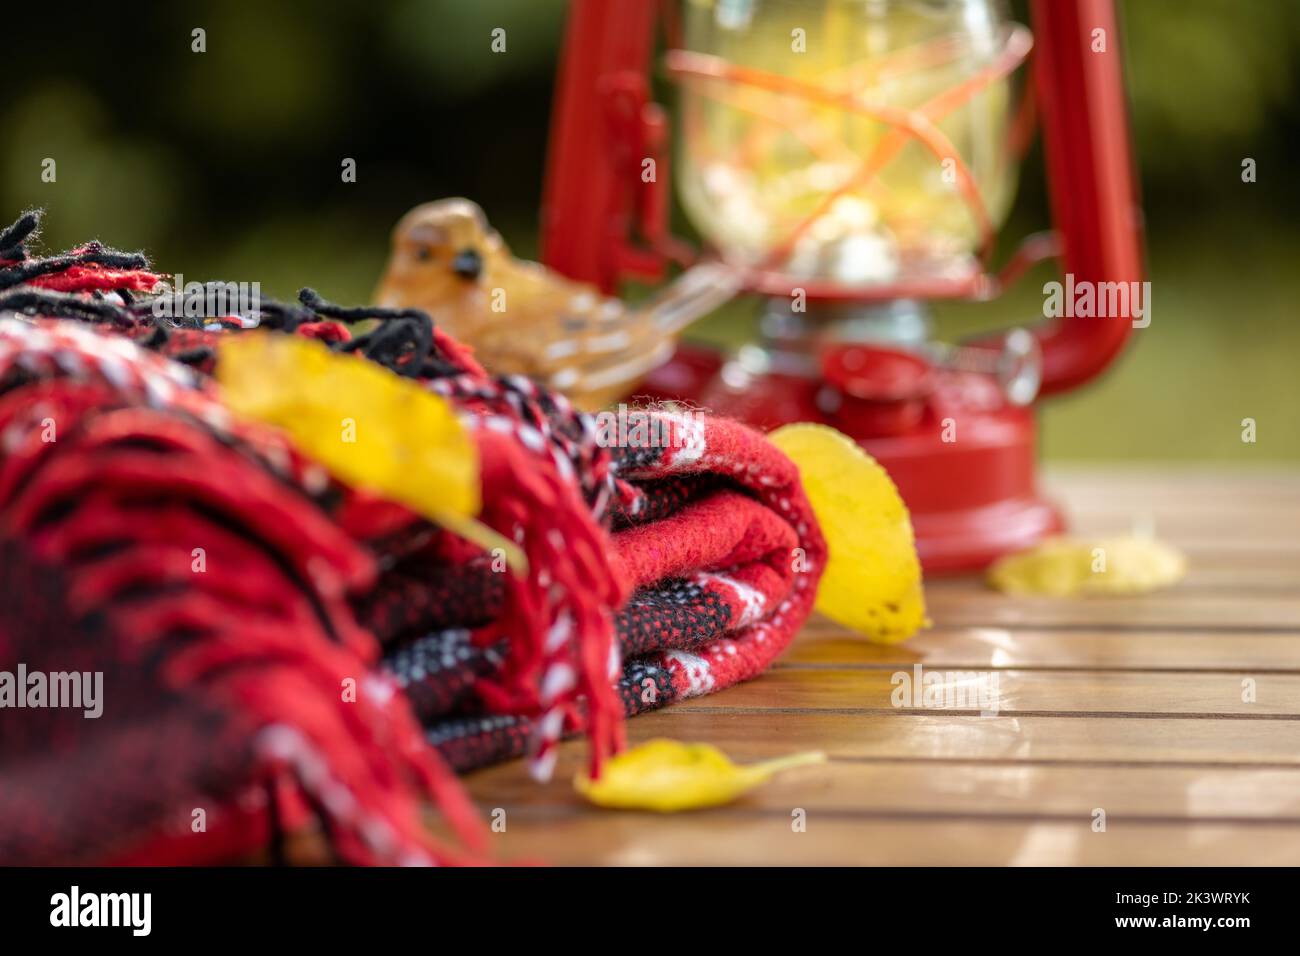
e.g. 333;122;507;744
452;248;483;280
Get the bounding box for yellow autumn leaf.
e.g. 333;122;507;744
988;535;1186;597
215;333;523;567
770;422;927;644
575;738;825;812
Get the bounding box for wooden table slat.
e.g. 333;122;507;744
461;816;1300;866
783;627;1300;672
668;668;1300;716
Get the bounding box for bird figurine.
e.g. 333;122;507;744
374;198;739;409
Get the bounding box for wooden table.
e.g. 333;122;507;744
461;468;1300;865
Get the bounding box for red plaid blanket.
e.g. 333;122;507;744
0;212;825;864
386;410;825;775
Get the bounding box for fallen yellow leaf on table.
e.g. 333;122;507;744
575;738;826;812
988;535;1187;596
769;422;927;644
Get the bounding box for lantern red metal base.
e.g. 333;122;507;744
638;342;1063;573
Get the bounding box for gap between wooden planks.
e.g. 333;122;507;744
458;468;1300;865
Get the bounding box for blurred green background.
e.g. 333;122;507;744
4;0;1297;461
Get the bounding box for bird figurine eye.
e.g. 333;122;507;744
451;248;483;280
415;245;434;262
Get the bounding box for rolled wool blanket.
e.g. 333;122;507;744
378;410;826;776
0;211;825;864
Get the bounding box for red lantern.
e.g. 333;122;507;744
541;0;1144;571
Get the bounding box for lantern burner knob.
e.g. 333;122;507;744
928;328;1041;406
